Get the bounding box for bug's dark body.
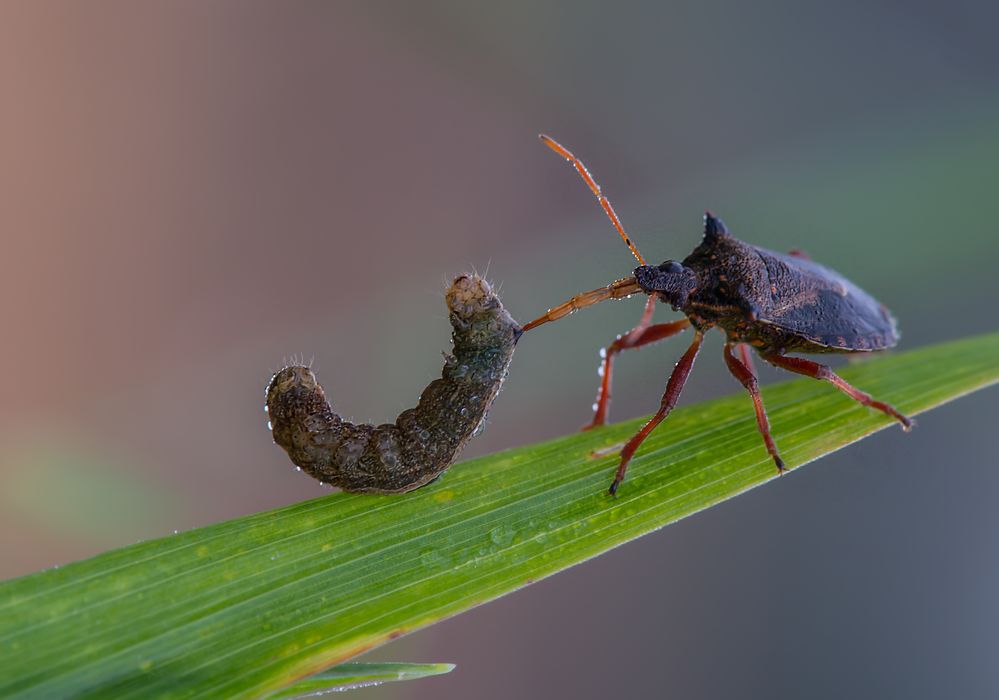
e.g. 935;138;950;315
643;216;899;354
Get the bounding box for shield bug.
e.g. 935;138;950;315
524;134;912;495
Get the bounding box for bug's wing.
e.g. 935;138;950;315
754;247;899;351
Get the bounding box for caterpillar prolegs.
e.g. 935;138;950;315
266;274;521;493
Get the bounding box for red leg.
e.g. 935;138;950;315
737;342;756;377
762;352;913;430
585;297;690;430
723;343;785;473
609;330;704;495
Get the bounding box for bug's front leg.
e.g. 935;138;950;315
609;329;704;495
585;296;690;430
762;352;913;430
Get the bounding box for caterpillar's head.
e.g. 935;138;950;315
266;366;329;422
446;274;498;317
446;274;523;344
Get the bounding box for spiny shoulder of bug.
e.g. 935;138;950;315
633;211;759;316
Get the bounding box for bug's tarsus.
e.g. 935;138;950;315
609;330;705;494
539;133;647;266
762;352;913;431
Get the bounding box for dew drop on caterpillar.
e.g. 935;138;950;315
265;273;521;493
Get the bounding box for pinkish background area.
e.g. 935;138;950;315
2;2;998;697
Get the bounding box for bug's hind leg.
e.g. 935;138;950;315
585;296;690;430
762;352;913;430
609;330;704;496
723;343;785;473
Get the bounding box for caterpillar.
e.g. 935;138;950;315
265;273;521;493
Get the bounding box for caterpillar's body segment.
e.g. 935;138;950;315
266;274;521;493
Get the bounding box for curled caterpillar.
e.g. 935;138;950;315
265;273;521;493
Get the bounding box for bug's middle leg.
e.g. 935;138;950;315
762;352;913;430
723;343;785;473
609;329;704;496
585;296;690;430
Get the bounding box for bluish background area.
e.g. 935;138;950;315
1;2;997;697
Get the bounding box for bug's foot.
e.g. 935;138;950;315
608;478;622;497
581;416;607;432
876;403;913;432
774;455;786;474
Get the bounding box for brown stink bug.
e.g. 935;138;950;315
524;134;912;495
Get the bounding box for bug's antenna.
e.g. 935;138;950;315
539;134;647;266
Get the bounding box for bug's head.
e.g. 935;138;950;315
634;260;697;310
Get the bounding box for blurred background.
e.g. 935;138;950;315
2;1;998;697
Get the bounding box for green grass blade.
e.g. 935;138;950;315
261;662;454;698
1;332;997;699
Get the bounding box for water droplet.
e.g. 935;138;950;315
599;347;607;358
263;404;269;413
489;524;515;547
592;403;599;412
267;420;273;431
597;365;605;377
420;548;447;569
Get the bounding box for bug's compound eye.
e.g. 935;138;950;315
659;260;684;274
